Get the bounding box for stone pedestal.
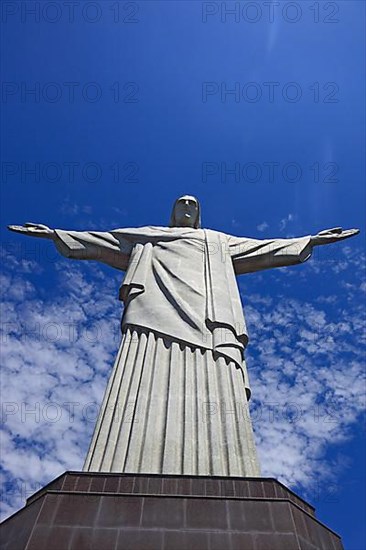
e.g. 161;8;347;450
0;472;343;550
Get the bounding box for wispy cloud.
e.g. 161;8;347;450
257;221;269;232
59;197;93;217
242;249;366;497
1;252;122;519
279;213;295;232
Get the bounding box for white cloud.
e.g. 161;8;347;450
257;222;269;232
59;198;93;217
0;254;122;519
243;252;365;495
279;213;295;232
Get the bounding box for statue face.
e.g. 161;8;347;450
173;196;199;228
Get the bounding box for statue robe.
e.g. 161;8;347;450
54;226;312;476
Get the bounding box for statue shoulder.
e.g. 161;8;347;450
111;225;167;235
204;228;231;240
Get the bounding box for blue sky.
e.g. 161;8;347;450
1;1;365;548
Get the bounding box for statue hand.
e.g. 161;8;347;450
311;227;360;246
8;222;55;239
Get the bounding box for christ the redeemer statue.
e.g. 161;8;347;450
9;196;359;478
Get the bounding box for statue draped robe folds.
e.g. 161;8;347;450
54;226;312;477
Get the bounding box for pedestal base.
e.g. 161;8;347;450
0;472;343;549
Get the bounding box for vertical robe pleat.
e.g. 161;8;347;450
83;328;260;477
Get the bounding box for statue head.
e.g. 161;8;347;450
169;195;201;229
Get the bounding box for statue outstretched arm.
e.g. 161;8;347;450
309;227;359;246
8;223;133;271
8;222;55;239
228;227;359;275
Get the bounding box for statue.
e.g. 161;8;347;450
8;196;359;478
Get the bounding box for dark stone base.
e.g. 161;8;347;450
0;472;343;550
